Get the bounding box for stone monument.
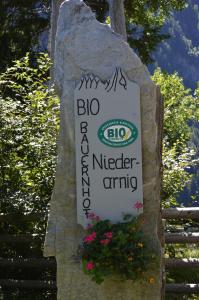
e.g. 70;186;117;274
44;0;163;299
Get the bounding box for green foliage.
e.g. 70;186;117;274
152;1;199;90
153;70;199;146
165;238;199;300
0;53;58;299
0;53;59;226
81;213;155;284
152;69;199;206
0;0;188;71
124;0;186;63
87;0;187;64
0;0;49;71
153;70;199;297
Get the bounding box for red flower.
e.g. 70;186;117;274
86;261;94;270
86;223;93;230
84;231;96;243
87;212;96;220
100;239;110;245
104;232;113;239
87;212;100;222
134;201;143;210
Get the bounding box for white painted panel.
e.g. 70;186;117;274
74;69;143;227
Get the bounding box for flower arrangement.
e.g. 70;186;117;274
80;211;155;284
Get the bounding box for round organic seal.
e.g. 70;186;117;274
98;119;138;148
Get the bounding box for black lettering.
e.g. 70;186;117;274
77;98;100;116
130;158;136;169
83;208;91;218
130;177;137;192
113;177;119;189
90;98;100;115
77;99;86;115
81;134;89;145
81;155;88;167
82;176;90;187
93;154;103;169
119;176;127;189
80;122;88;134
83;198;91;208
123;158;131;169
82;165;89;177
103;177;112;189
81;144;89;155
82;188;90;197
92;153;137;171
115;154;123;169
107;158;115;170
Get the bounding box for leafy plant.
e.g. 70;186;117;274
153;70;199;296
0;53;59;232
0;0;188;72
86;0;187;64
80;213;155;284
152;69;199;207
0;0;49;72
0;52;58;299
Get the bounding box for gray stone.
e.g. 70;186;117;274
44;0;163;299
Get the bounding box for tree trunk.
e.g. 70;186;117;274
49;0;63;79
108;0;127;40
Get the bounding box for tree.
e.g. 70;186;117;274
1;56;198;224
89;0;187;63
0;53;58;300
152;69;199;206
49;0;187;66
108;0;127;40
0;0;187;71
124;0;187;63
0;0;50;72
153;71;199;290
0;53;59;221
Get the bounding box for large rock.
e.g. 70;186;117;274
44;0;163;299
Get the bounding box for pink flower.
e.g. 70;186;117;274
87;212;96;220
86;223;93;230
91;231;96;238
104;232;113;239
84;231;96;243
87;212;100;222
100;239;110;245
134;201;143;210
86;261;94;270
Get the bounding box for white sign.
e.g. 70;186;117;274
74;68;143;227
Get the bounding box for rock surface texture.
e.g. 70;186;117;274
44;0;163;299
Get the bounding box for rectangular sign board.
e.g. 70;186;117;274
74;68;143;227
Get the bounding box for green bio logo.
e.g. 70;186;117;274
98;119;138;147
